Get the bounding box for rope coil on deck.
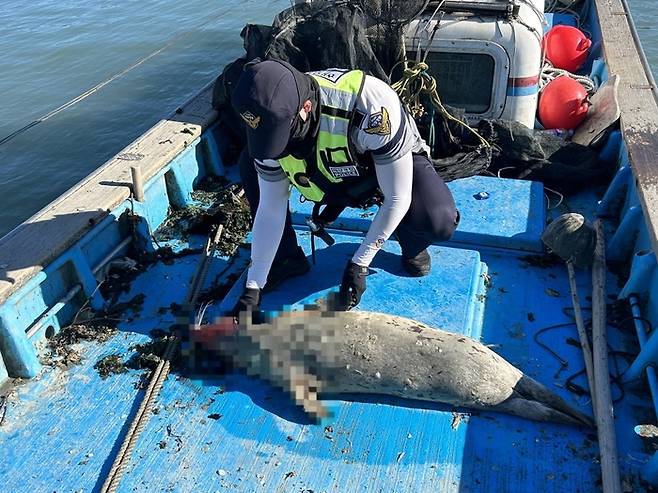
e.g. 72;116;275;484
100;338;179;493
540;62;597;95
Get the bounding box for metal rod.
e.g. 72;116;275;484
591;219;622;493
25;285;82;339
92;237;133;275
567;261;597;418
628;296;658;413
130;166;145;202
187;225;223;308
24;237;133;340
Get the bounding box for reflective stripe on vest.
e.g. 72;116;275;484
279;69;366;203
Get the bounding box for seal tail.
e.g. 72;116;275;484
498;376;595;427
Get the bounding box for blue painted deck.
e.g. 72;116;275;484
0;232;640;492
0;216;652;492
0;114;653;493
221;229;487;340
289;175;546;253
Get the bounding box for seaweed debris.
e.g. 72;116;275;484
100;246;203;305
44;294;145;369
126;337;171;371
95;355;128;379
46;321;118;369
100;254;153;304
92;333;176;379
155;177;251;256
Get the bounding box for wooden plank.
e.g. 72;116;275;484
594;0;658;253
592;219;622;493
0;83;218;304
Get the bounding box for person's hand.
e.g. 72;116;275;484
337;262;368;311
231;287;261;322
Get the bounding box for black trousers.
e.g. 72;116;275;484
238;150;459;261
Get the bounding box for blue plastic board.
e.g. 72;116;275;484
222;229;488;340
289;175;546;252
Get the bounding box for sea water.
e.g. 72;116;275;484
0;0;655;237
0;0;287;237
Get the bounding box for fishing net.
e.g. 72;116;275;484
479;120;614;194
211;1;608;193
356;0;429;72
265;2;388;78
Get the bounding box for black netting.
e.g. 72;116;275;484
211;1;611;194
479;120;613;194
357;0;429;70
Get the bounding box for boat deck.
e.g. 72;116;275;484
2;2;657;488
0;173;653;492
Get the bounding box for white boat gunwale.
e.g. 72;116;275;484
0;83;218;305
594;0;658;252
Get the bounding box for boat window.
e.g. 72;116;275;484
420;51;495;114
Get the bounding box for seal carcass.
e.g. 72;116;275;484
191;310;592;426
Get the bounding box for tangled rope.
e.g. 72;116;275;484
540;62;597;95
390;60;490;149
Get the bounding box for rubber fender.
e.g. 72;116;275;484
538;76;590;130
544;25;592;73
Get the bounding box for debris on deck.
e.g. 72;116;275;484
155;177;251;256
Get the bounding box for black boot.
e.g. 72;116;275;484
263;246;311;292
401;249;431;277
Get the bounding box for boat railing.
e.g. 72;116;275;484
594;0;658;483
0;82;219;382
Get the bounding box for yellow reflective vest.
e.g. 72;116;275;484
278;69;378;206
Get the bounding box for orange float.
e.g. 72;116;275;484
538;76;590;130
544;25;592;73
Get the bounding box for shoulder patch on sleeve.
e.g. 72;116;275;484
363;107;391;136
240;111;261;129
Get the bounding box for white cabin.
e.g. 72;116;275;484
405;0;545;127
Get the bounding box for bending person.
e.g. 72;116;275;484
231;60;459;312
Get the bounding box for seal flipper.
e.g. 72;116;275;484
498;376;594;427
289;369;329;421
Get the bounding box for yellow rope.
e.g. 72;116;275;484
390;61;491;149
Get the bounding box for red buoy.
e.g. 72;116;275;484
538;76;590;130
544;25;592;73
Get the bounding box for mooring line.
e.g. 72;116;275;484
100;225;223;493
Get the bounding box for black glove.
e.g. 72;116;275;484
338;262;368;311
231;287;261;321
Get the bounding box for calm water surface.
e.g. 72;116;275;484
0;0;655;237
0;0;287;237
